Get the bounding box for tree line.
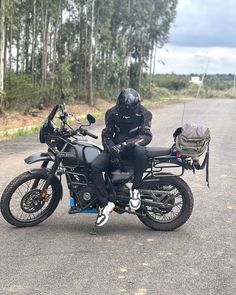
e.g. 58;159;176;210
0;0;177;112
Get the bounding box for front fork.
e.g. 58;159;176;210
31;161;60;197
41;160;49;168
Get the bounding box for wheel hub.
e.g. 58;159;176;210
157;197;175;214
20;189;45;213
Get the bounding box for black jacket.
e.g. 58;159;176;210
102;105;152;151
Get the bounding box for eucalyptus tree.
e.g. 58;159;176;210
0;0;6;113
1;0;178;110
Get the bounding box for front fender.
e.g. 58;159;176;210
29;168;63;200
24;152;54;165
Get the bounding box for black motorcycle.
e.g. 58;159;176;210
0;103;195;231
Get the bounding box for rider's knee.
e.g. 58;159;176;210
133;145;146;159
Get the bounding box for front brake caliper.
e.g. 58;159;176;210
41;189;50;199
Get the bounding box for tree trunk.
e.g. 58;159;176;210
84;2;88;94
41;1;49;88
79;7;83;90
148;42;154;96
16;19;20;73
152;45;157;76
105;52;109;90
8;4;13;88
24;12;30;73
3;23;7;77
87;0;94;106
8;6;13;73
31;0;37;85
0;0;6;113
138;38;143;92
51;0;61;91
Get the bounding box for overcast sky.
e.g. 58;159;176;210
156;0;236;74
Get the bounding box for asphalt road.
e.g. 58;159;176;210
0;99;235;295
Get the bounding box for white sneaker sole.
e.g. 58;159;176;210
129;199;141;210
96;203;115;227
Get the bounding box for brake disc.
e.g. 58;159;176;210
20;189;45;213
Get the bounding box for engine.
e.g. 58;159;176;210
77;186;97;208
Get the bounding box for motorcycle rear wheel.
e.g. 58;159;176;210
0;171;61;227
138;175;194;231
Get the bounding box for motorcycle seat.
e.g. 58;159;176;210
111;169;134;183
146;147;172;158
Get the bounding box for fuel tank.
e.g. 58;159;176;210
63;140;103;166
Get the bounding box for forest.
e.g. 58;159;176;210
0;0;235;115
0;0;178;112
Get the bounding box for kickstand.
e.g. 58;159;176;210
89;224;98;235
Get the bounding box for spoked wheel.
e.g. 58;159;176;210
0;171;62;227
138;175;194;231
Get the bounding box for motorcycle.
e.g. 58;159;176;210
0;102;195;231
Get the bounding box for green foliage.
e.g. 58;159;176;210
2;0;179;110
152;86;171;98
154;74;190;91
55;58;74;101
178;83;199;97
204;75;234;91
4;73;41;110
152;74;236;99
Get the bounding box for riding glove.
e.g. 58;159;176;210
110;142;126;156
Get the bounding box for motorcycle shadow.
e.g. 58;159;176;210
3;217;157;237
47;216;150;236
3;214;183;237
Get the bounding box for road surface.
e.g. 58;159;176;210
0;99;235;295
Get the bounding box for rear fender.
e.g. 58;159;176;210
29;168;63;200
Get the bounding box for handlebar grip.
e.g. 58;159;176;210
85;130;98;139
80;128;98;139
48;105;59;121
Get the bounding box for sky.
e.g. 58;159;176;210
156;0;236;74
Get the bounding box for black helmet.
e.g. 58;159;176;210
117;88;141;115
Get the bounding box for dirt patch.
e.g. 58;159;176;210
0;100;114;132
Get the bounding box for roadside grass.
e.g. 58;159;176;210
0;126;41;141
0;109;107;141
0;96;189;141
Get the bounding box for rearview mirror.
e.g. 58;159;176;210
87;114;96;124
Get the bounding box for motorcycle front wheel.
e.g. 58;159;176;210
138;175;194;231
0;171;62;227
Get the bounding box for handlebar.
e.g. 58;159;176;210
79;128;98;139
53;127;98;140
43;105;99;140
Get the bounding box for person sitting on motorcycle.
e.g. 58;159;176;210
91;88;152;227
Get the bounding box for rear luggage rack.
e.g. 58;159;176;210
143;155;185;179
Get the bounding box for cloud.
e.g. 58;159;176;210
154;0;236;74
155;46;236;74
170;0;236;47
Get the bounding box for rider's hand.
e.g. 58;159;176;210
110;143;126;156
125;139;138;148
125;141;136;148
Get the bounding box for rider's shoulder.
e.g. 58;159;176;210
106;105;119;117
139;105;152;116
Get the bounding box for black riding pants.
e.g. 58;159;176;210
91;145;148;207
